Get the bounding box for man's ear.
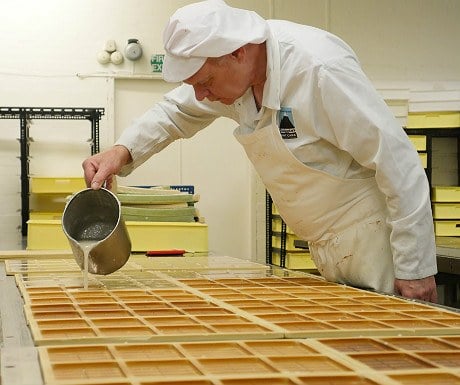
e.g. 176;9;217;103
231;46;246;62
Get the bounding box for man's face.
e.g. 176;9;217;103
184;54;250;105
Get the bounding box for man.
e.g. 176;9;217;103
83;0;438;302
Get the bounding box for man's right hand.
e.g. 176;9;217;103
82;145;132;190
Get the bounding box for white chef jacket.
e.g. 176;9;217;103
116;20;437;281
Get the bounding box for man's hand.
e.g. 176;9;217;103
394;275;437;303
82;145;132;190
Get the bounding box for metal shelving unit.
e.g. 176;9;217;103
404;126;460;308
265;191;287;268
404;127;460;187
0;107;104;235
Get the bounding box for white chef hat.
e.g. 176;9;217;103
162;0;269;82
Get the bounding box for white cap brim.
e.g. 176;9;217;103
162;53;206;83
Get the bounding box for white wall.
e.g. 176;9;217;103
274;0;460;82
0;0;259;254
114;79;253;257
0;0;459;258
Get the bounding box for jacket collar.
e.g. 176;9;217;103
262;26;281;111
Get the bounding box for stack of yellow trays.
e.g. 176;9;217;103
27;180;209;252
406;111;460;129
407;134;427;168
29;176;86;220
271;206;315;270
432;186;460;236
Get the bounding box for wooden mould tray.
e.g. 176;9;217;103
23;288;283;345
20;275;460;345
15;270;180;291
314;335;460;384
5;257;144;274
172;276;460;338
0;249;73;259
132;255;270;271
5;255;269;275
13;265;304;291
37;337;460;385
13;268;285;293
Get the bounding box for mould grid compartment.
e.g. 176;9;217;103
37;337;460;385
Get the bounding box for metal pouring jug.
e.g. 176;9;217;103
62;187;131;275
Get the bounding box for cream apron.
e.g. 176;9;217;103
234;111;395;294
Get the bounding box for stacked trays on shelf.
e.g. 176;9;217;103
27;177;87;249
406;110;460;237
115;185;209;253
29;177;86;220
26;183;209;253
432;186;460;236
270;204;316;271
407;134;428;169
117;185;200;223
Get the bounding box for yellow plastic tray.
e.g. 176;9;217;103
432;203;460;219
30;193;68;212
27;219;208;252
406;111;460;128
30;177;86;194
271;234;306;251
432;186;460;202
418;152;427;168
29;211;63;220
271;216;295;234
434;220;460;236
126;221;208;252
408;134;426;151
271;250;316;270
27;220;69;249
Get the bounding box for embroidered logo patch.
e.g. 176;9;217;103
277;107;297;139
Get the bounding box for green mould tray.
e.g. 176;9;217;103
38;337;460;385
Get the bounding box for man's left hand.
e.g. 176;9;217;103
394;275;437;303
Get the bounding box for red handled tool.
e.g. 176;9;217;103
145;249;186;256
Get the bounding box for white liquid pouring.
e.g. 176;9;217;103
77;221;112;289
78;240;100;290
